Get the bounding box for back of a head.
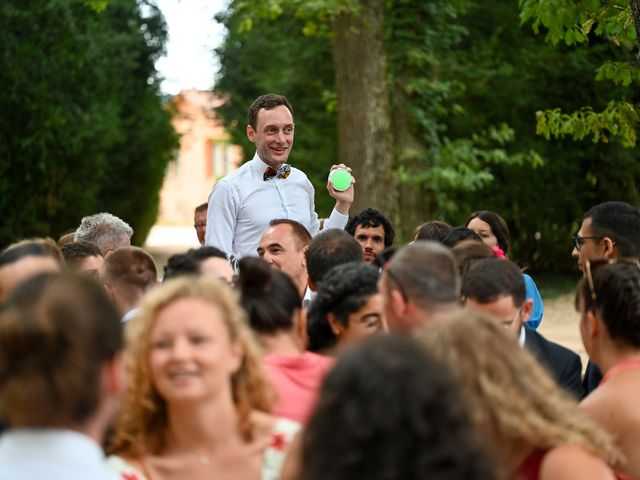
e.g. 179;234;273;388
306;229;363;286
452;241;496;279
441;227;482;249
74;212;133;255
301;335;497;480
0;241;61;303
306;261;379;352
466;211;510;254
585;201;640;259
0;272;122;427
61;240;102;268
2;238;64;266
462;258;524;306
417;310;618;463
413;220;453;243
186;245;228;262
237;257;301;334
345;208;395;247
162;252;200;281
388;242;460;310
102;247;158;303
579;261;640;348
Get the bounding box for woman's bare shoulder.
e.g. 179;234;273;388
540;444;615;480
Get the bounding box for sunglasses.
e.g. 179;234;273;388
584;258;640;302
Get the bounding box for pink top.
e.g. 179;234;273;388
263;352;334;424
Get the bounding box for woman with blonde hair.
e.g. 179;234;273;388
418;310;622;480
108;276;299;480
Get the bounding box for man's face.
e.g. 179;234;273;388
77;255;104;280
572;217;606;272
194;209;207;246
466;295;530;336
246;105;294;169
199;257;235;285
354;224;385;263
257;224;307;285
377;272;407;333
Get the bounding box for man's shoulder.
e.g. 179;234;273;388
525;327;580;364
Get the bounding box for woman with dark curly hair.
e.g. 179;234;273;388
298;335;499;480
306;262;386;356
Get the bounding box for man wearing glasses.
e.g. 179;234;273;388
572;201;640;394
463;257;583;398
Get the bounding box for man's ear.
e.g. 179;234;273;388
390;289;407;319
301;245;309;269
602;237;616;259
521;298;534;324
246;124;256;143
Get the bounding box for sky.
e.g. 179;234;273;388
154;0;228;95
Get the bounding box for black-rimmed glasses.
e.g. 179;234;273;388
572;234;604;251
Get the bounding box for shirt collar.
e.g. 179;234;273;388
518;325;526;348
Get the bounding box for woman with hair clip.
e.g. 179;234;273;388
306;261;386;356
419;310;622;480
578;260;640;478
237;257;333;425
108;276;299;480
466;210;544;330
297;335;499;480
0;272;123;479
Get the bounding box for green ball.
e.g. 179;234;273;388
331;169;352;191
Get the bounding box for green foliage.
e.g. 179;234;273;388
0;0;177;247
519;0;640;147
536;101;639;147
214;1;338;216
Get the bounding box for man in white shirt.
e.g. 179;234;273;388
205;93;354;261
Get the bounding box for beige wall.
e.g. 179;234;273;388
156;89;242;226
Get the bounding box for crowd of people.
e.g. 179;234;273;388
1;93;639;480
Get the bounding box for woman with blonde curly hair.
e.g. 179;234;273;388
418;310;622;480
108;276;299;480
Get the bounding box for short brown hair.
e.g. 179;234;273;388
0;272;122;426
269;218;312;249
102;247;158;305
61;240;102;269
247;93;293;130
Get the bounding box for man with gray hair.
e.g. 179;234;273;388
378;241;460;333
74;212;133;256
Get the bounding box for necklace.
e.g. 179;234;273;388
600;358;640;385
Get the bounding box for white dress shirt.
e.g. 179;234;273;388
205;153;349;260
0;428;119;480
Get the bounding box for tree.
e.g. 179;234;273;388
519;0;640;147
0;0;177;247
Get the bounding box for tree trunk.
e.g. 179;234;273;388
332;0;396;222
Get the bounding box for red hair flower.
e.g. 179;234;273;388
491;246;506;259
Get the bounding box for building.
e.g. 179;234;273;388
156;89;242;226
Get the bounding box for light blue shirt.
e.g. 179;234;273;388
0;428;119;480
523;273;544;330
206;153;349;260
